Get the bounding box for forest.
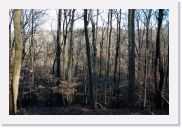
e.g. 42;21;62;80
9;9;169;115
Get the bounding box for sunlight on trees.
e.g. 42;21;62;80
9;9;169;115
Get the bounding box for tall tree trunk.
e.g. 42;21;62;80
21;10;26;62
128;9;135;108
84;9;95;109
104;11;110;105
106;9;113;88
10;9;23;114
143;9;152;108
136;15;141;81
154;9;164;109
30;9;34;100
67;9;75;81
53;9;62;79
113;10;121;106
55;9;62;78
90;9;97;109
61;9;69;80
99;24;105;84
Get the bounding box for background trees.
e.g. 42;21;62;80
9;9;169;115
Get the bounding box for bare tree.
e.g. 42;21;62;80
29;9;35;99
128;9;135;108
154;9;164;109
10;9;23;114
61;9;70;80
113;9;121;107
90;9;97;109
106;9;113;88
67;9;75;81
84;9;95;109
53;9;62;78
143;9;152;108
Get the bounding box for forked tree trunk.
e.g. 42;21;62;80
61;9;69;80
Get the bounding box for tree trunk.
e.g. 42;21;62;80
10;9;23;114
128;9;135;108
104;10;110;105
136;15;141;82
29;9;34;100
143;9;152;108
106;9;113;88
90;9;97;109
67;9;75;81
99;24;105;85
55;9;62;78
84;9;95;109
154;9;164;109
61;9;69;80
113;10;121;107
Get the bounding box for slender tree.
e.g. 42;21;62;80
128;9;135;108
106;9;113;88
67;9;75;81
143;9;152;108
99;23;106;84
30;9;34;98
56;9;62;78
90;9;97;109
113;9;121;106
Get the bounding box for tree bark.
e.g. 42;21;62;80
29;9;34;100
128;9;135;108
106;9;113;88
84;9;95;109
67;9;75;81
55;9;62;78
61;9;69;80
113;10;121;107
154;9;164;109
11;9;23;114
90;9;97;109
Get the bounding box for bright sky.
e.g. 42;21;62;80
41;9;128;31
40;9;168;31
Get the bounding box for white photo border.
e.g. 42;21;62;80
0;0;179;125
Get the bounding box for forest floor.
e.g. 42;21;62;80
14;68;169;115
17;106;168;115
